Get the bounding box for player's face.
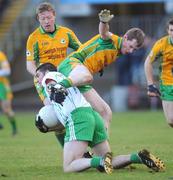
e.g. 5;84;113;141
35;70;45;85
37;11;56;33
121;36;138;54
167;24;173;39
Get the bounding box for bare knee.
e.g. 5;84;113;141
166;116;173;128
63;166;71;173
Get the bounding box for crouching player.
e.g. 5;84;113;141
35;63;165;173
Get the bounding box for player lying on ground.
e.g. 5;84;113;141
35;63;165;173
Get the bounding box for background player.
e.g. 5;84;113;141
144;18;173;128
0;51;17;135
26;2;81;146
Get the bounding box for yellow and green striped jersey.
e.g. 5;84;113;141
0;51;10;85
149;36;173;85
26;25;81;67
68;34;122;74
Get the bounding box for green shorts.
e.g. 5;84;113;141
160;83;173;101
58;57;92;93
65;107;107;147
0;82;13;100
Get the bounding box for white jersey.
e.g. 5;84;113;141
42;72;90;126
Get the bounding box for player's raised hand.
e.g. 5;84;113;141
147;84;161;97
99;9;114;23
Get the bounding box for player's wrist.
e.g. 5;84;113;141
59;78;72;88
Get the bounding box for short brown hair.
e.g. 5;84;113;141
36;2;55;16
125;28;145;48
167;18;173;28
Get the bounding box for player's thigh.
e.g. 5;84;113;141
92;140;111;156
162;100;173;122
58;57;83;77
63;141;88;166
83;88;112;116
65;107;95;143
89;110;108;147
1;99;14;115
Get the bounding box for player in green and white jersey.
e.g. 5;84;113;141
35;63;165;173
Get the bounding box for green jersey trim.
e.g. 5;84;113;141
39;25;59;38
33;42;39;66
67;32;80;50
168;36;173;46
71;37;116;63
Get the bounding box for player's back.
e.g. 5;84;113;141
68;34;122;74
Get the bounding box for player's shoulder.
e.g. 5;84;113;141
155;36;168;45
0;51;7;61
111;33;120;40
28;27;40;39
58;25;74;33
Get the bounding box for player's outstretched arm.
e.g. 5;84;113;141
144;55;160;97
99;9;114;40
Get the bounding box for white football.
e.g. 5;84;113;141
36;105;64;132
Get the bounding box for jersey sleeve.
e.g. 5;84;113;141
26;34;37;62
66;28;81;50
148;39;163;63
0;51;10;70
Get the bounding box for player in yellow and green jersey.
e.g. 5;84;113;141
26;2;81;103
144;18;173;128
0;51;17;135
56;10;145;131
26;2;81;147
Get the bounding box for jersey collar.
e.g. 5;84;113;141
168;36;173;46
39;25;59;36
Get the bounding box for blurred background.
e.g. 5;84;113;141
0;0;172;112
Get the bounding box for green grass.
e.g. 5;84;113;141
0;110;173;180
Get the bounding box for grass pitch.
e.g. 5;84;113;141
0;110;173;180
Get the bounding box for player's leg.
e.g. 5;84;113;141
1;99;17;135
64;107;113;173
162;100;173;127
58;58;112;129
58;57;93;87
83;88;112;130
160;84;173;127
90;111;165;172
63;140;112;173
93;142;165;172
90;110;113;174
63;140;90;172
0;82;17;135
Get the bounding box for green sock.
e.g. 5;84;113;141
91;156;102;168
55;132;65;147
130;153;142;164
8;116;17;134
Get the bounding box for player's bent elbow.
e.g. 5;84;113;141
83;74;93;84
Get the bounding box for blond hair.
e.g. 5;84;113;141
36;2;55;16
